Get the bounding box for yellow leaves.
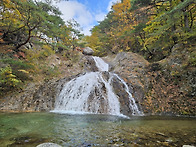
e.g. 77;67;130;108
0;66;22;88
85;32;102;50
87;0;151;54
43;45;51;50
113;0;131;12
119;49;123;52
18;69;29;74
1;0;23;27
112;0;132;23
125;46;130;51
144;19;162;34
144;36;157;47
3;0;11;8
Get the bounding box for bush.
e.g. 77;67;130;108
189;51;196;67
1;58;34;70
0;66;22;94
39;45;55;59
1;58;34;82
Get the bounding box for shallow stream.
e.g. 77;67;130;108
0;112;195;146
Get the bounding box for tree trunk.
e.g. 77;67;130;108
181;0;190;30
184;10;189;30
189;10;193;29
14;29;31;52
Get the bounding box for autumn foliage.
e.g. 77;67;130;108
0;0;83;95
85;0;195;61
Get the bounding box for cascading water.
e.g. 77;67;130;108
52;56;143;117
92;56;109;71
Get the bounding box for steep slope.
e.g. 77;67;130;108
106;45;195;116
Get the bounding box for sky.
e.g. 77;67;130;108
55;0;120;35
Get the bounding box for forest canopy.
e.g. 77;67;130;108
0;0;83;52
85;0;195;60
0;0;83;94
0;0;195;95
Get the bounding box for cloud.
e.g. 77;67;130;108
95;12;106;22
56;1;93;27
82;25;94;36
55;0;121;35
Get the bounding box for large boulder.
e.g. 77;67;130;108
82;47;94;55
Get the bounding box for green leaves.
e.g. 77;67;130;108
0;66;22;92
131;0;151;10
85;0;195;62
0;0;67;50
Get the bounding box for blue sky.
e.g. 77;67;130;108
55;0;120;35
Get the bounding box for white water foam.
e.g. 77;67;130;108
52;56;142;117
52;72;122;116
113;74;143;116
92;56;109;71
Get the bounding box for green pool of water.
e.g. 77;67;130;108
0;112;195;146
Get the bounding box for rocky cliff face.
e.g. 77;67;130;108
0;55;96;112
105;47;195;116
0;75;74;112
143;44;196;115
104;52;150;114
1;48;195;116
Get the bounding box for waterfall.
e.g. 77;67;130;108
113;74;142;115
52;56;142;117
92;56;109;71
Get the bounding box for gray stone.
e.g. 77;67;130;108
83;56;98;72
36;142;62;147
82;47;94;55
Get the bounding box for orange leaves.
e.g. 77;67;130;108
112;0;132;25
87;0;149;54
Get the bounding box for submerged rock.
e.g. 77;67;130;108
36;143;62;147
9;136;49;146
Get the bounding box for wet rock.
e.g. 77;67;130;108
102;71;110;81
111;76;132;116
80;142;93;147
106;52;149;114
9;136;49;146
1;49;195;116
0;55;101;112
36;143;62;147
155;132;167;137
105;49;196;116
83;56;98;72
10;136;30;142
